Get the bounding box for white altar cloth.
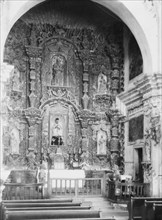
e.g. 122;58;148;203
49;169;85;188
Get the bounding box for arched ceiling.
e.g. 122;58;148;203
1;0;156;73
20;0;122;30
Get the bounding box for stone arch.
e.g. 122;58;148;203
1;0;154;74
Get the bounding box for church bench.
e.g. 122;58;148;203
147;203;162;220
1;201;83;217
20;218;115;220
2;198;73;203
2;202;82;208
128;197;162;220
143;200;162;220
4;205;92;211
4;209;101;220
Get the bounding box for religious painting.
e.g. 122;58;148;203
51;54;67;86
129;115;144;142
97;129;107;155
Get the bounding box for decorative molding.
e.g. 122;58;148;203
25;46;43;59
24;107;42;126
117;73;162;116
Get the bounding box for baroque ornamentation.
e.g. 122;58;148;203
41;86;80;110
144;97;161;145
3;12;125;170
24;107;42;126
106;104;125;171
93;94;112;112
25;46;43;59
142;162;153;183
77;109;96;128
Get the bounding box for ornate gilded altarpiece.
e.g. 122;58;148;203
3;6;125;173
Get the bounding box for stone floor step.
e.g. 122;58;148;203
83;197;129;220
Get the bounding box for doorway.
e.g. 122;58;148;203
134;148;143;183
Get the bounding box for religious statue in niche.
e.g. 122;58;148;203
97;66;108;94
51;55;66;86
10;127;20;155
51;118;63;146
12;67;21;91
97;129;107;155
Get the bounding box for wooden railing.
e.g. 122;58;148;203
2;183;44;200
48;178;103;197
106;180;150;202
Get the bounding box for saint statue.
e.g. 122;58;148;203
51;118;63;145
98;72;107;94
97;131;107;155
10;128;19;154
51;55;65;86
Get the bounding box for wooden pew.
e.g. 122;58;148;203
2;202;82;208
2;206;92;220
2;198;73;203
128;197;162;220
1;201;84;220
21;219;115;220
21;218;115;220
1;201;82;218
143;201;162;220
151;203;162;220
4;205;91;211
4;209;101;220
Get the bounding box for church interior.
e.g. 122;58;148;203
0;0;162;219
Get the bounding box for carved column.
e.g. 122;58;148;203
118;117;125;174
79;32;93;110
106;107;120;170
25;46;42;108
82;64;90;109
25;46;43;169
111;62;120;98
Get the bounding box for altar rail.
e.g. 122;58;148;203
48;178;103;197
2;183;44;200
106;180;150;202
